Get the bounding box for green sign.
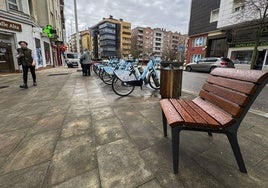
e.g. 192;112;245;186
42;25;56;38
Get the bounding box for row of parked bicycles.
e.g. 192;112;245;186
92;57;161;97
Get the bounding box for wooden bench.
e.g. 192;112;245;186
160;68;268;174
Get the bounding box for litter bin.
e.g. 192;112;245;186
160;62;183;99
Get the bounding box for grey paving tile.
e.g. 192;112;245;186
113;105;164;150
140;141;224;188
0;113;41;133
51;169;100;188
137;179;162;188
29;113;65;135
195;154;265;188
61;116;91;139
46;135;97;186
0;130;26;157
91;106;115;121
1;130;58;174
0;162;49;188
94;117;127;145
97;139;153;188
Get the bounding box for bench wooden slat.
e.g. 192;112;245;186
193;97;235;127
187;101;220;128
160;99;183;127
179;100;207;125
199;90;244;118
170;99;196;124
202;83;249;107
211;68;268;84
207;75;257;95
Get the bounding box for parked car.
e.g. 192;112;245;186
185;57;235;72
64;52;79;68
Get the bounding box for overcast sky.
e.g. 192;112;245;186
64;0;191;38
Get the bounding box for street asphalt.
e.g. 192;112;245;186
0;67;267;188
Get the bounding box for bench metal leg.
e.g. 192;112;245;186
226;132;247;173
162;111;167;137
172;127;180;174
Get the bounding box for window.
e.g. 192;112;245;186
230;50;252;64
8;0;19;11
192;37;206;47
210;9;219;23
233;0;245;13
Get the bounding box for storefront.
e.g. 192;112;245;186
0;17;53;73
0;19;21;73
228;42;268;70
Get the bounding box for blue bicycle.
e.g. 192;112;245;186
111;57;160;96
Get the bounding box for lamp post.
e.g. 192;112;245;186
74;0;80;57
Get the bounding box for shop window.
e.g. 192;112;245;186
230;50;252;64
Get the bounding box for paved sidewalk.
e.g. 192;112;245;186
0;67;267;188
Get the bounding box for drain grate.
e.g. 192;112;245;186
0;85;9;89
48;73;69;76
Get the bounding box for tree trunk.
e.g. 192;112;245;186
250;26;262;69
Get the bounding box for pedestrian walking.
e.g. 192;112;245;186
80;49;92;76
16;41;37;89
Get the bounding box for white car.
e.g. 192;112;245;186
64;52;79;68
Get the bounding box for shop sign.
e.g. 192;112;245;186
231;41;268;48
0;19;22;32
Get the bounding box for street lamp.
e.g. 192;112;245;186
74;0;80;57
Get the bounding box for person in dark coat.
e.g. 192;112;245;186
80;49;92;76
16;41;37;89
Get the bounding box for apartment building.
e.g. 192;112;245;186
80;30;92;53
90;15;131;59
131;27;187;60
0;0;64;73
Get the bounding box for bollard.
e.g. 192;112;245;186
160;62;183;99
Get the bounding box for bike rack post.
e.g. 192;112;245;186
160;62;183;99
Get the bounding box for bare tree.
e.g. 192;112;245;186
130;39;142;59
236;0;268;69
162;44;186;62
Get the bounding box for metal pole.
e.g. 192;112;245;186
74;0;80;57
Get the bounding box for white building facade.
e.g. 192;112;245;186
217;0;268;70
0;0;63;73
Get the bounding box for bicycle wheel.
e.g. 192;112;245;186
102;71;113;85
148;70;160;90
112;76;135;96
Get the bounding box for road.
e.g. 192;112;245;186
181;71;268;115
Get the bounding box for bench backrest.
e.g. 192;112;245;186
199;68;268;121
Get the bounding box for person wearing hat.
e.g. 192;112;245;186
17;41;37;89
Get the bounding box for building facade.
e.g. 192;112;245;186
90;16;131;59
187;0;224;64
218;0;268;70
187;0;268;70
0;0;64;73
131;27;187;61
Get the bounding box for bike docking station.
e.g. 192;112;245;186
160;61;183;99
